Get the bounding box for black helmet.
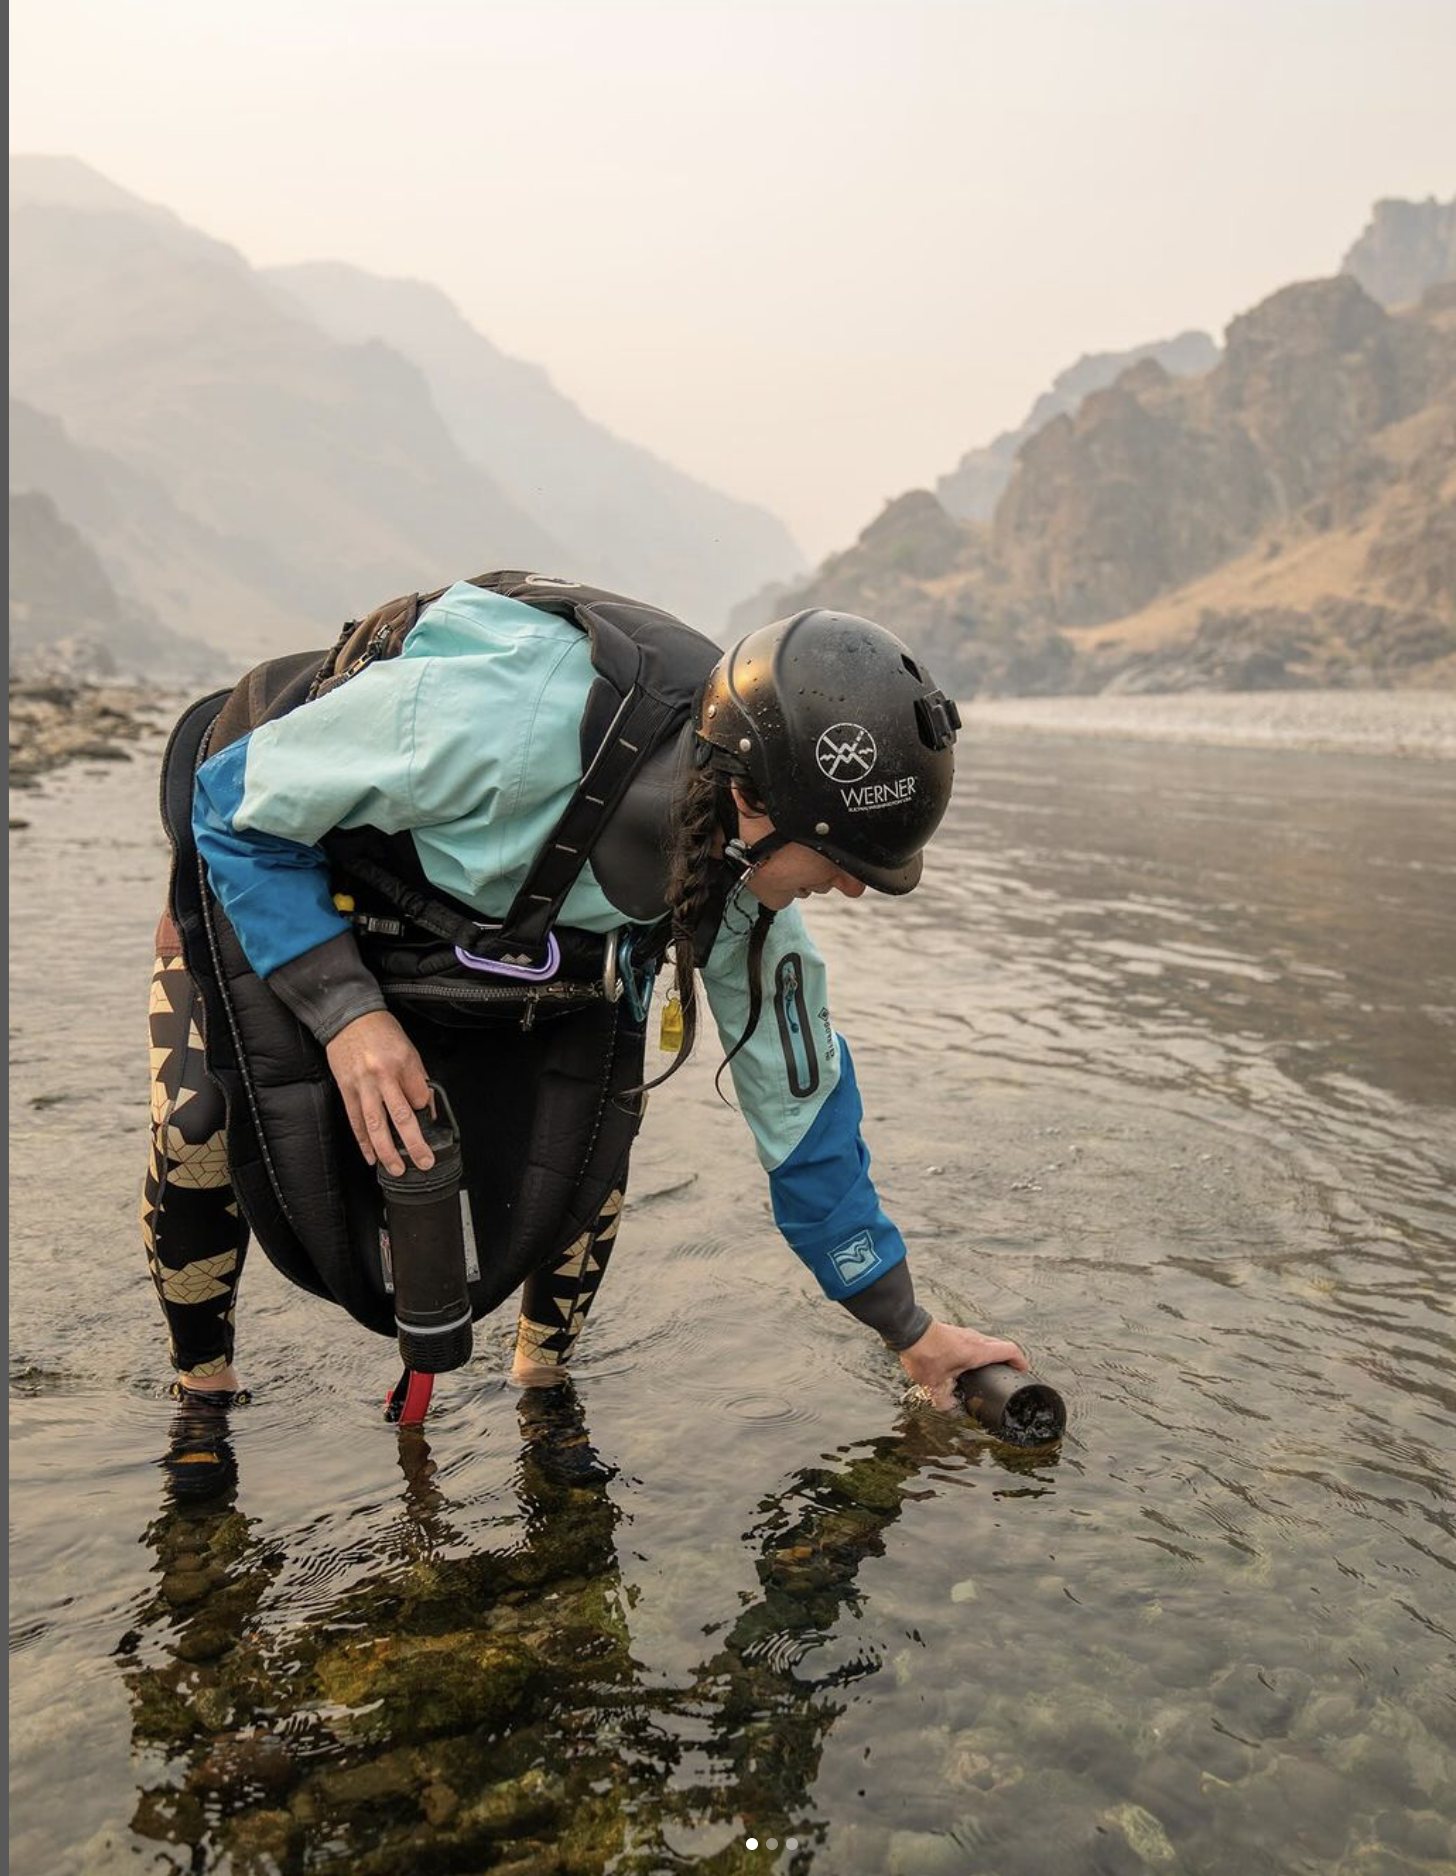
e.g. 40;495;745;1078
695;610;961;894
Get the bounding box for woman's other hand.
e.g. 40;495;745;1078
325;1011;434;1174
898;1319;1028;1411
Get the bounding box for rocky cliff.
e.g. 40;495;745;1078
1342;196;1456;310
936;330;1219;524
994;275;1443;624
740;270;1456;696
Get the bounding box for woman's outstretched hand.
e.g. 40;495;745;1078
325;1011;435;1175
899;1319;1028;1412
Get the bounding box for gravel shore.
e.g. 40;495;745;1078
8;679;171;798
958;688;1456;759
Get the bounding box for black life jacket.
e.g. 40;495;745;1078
162;571;722;1338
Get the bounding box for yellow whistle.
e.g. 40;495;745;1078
332;893;356;914
659;991;684;1054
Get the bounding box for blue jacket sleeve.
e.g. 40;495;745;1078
193;734;350;978
700;900;908;1301
767;1039;909;1300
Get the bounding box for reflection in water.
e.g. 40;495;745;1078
12;730;1456;1874
118;1390;1051;1872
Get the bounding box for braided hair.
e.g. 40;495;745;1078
636;751;776;1097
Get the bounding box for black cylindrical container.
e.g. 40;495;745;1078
955;1363;1066;1447
376;1090;472;1374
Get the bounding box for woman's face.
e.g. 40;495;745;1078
730;785;869;912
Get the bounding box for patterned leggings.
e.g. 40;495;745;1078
141;924;626;1381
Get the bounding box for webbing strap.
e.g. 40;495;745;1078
338;689;685;967
503;688;684;953
308;573;704;965
384;1368;435;1427
341;854;490;950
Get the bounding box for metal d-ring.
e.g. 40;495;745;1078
602;929;624;1003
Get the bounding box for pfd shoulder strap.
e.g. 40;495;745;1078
498;683;684;957
316;571;719;964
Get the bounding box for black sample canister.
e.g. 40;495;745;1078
376;1090;473;1374
955;1363;1066;1447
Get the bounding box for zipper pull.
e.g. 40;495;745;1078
520;992;538;1033
659;989;684;1054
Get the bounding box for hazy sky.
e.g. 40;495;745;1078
10;0;1455;561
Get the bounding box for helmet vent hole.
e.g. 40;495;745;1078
902;654;923;682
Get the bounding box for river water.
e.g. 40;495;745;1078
9;720;1455;1876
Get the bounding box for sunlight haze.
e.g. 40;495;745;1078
10;0;1455;561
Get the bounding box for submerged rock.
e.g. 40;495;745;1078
834;1452;910;1515
189;1680;240;1729
131;1786;205;1846
1372;1805;1454;1860
159;1566;214;1607
490;1855;568;1876
419;1780;460;1827
887;1829;974;1876
304;1749;420;1813
218;1807;297;1876
311;1631;538;1741
1101;1801;1177;1866
455;1766;565;1840
128;1667;200;1746
1208;1662;1310;1739
1329;1718;1445;1810
1334;1851;1433;1876
185;1729;298;1802
174;1624;235;1666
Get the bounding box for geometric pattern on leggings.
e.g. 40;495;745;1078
148;958;231;1186
515;1184;625;1371
141;953;248;1379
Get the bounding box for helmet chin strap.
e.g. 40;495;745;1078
713;761;792;895
723;829;792;893
725;829;791;875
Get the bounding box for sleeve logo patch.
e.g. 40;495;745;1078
829;1230;881;1284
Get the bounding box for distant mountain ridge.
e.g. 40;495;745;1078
9;162;567;660
735;198;1456;695
265;264;803;634
935;330;1220;524
9;488;219;679
12;158;1453;696
7;155;801;670
8;395;310;658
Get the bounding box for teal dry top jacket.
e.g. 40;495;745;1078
193;583;930;1345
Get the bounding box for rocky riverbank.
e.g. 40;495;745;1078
8;678;172;800
958;687;1456;758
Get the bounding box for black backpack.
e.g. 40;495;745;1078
160;572;720;1336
